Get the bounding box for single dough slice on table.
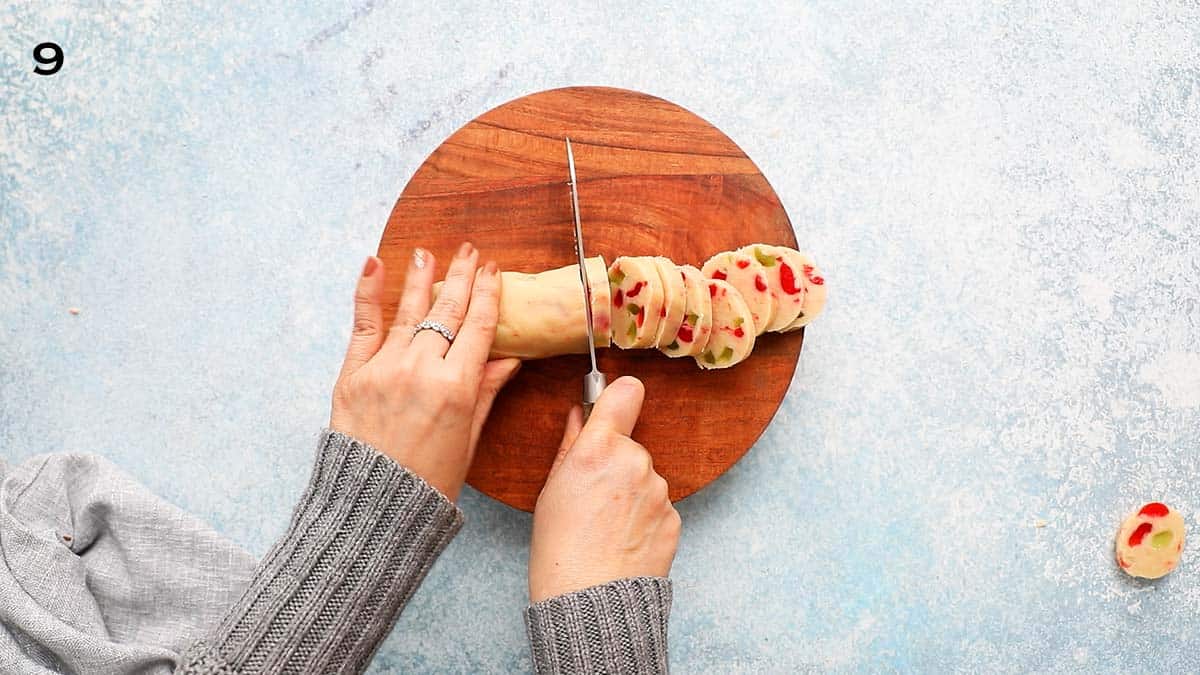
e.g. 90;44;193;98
736;243;808;331
701;250;775;335
609;256;664;349
661;264;713;358
695;279;756;369
432;255;610;359
1115;502;1185;579
780;252;827;331
651;257;687;348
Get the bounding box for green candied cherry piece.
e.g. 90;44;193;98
627;303;641;315
608;268;626;285
626;322;637;340
702;350;716;364
1152;530;1174;549
732;316;745;328
718;346;734;362
666;340;680;351
754;247;777;267
685;312;700;326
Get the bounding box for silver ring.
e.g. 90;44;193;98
413;319;456;343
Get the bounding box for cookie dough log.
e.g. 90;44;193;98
651;257;687;348
660;264;713;358
736;244;808;331
695;279;756;369
609;256;664;349
431;255;611;359
1115;502;1186;579
780;252;827;331
701;250;775;335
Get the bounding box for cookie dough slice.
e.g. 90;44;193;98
701;250;775;335
695;279;756;369
609;256;664;349
651;257;687;349
431;255;610;359
780;253;827;331
661;264;713;358
736;244;808;331
1115;502;1185;579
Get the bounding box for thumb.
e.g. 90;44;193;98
549;405;584;474
467;358;522;454
340;256;386;377
584;376;644;437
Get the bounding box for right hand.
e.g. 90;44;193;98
528;376;682;602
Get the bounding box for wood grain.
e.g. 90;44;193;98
378;86;803;512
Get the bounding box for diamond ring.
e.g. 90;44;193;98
413;319;456;343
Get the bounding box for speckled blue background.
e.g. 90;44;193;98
3;2;1199;672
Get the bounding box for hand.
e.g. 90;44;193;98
329;243;521;501
528;377;682;602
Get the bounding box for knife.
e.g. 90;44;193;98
566;137;607;420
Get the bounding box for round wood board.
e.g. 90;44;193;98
378;86;803;512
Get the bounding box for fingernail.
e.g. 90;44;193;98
485;260;498;276
413;248;427;270
362;256;379;277
457;242;474;258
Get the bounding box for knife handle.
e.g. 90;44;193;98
582;371;607;423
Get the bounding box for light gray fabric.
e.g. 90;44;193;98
525;576;673;674
0;451;257;675
177;430;464;674
1;430;675;674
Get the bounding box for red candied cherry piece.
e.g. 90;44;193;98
736;259;750;269
659;305;666;318
754;275;767;292
733;327;745;338
677;324;694;343
627;281;645;297
1128;522;1153;547
613;289;624;307
709;283;718;298
712;270;728;281
1138;502;1170;518
779;263;802;294
636;307;645;327
812;275;825;285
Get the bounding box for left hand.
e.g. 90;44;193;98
329;243;521;501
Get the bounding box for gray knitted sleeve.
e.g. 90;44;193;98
177;430;464;674
524;576;673;674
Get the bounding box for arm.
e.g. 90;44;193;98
181;244;519;674
525;379;682;674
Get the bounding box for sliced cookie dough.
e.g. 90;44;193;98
1115;502;1185;579
651;256;687;349
609;256;665;349
780;253;827;331
737;243;809;331
701;250;775;335
695;279;756;370
661;264;713;358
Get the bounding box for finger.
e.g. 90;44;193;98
339;256;387;377
550;405;584;474
385;247;437;351
411;242;478;357
583;376;644;438
446;260;501;370
466;358;522;455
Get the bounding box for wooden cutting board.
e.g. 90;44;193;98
378;86;804;511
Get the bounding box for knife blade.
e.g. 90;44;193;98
566;137;607;420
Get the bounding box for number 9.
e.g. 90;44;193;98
33;42;63;76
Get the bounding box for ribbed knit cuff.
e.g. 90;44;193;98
525;577;673;675
179;430;464;675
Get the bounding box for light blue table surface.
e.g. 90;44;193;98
3;2;1199;672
